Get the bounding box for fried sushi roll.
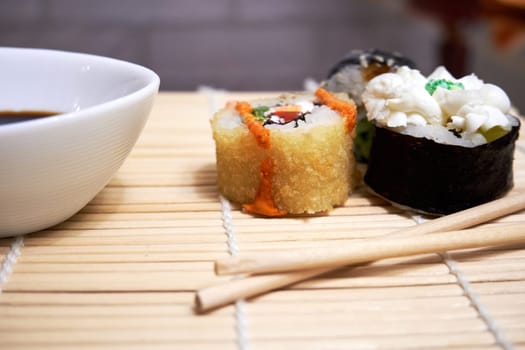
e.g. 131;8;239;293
362;65;520;215
211;88;357;216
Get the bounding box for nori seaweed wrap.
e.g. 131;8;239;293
364;119;520;215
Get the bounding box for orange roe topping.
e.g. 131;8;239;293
235;101;271;149
314;87;357;132
243;157;287;217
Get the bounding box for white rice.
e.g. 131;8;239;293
393;114;518;147
215;94;342;132
396;124;481;147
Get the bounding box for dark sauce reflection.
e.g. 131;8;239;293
0;111;61;125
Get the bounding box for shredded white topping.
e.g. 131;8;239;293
362;66;442;127
362;66;513;144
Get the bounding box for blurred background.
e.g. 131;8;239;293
1;0;524;110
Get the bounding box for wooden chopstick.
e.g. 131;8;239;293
194;267;335;313
215;224;525;275
194;192;525;313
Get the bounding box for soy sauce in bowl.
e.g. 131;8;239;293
0;110;61;125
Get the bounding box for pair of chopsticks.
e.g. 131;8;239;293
195;192;525;313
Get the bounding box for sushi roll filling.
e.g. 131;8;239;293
251;101;318;128
236;88;357;133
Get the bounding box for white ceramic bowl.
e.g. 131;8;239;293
0;47;160;237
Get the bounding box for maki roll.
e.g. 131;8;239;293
324;49;416;162
211;88;357;216
325;49;416;105
362;65;520;215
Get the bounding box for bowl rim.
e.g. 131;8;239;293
0;46;160;134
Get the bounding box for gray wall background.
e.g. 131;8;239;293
0;0;524;111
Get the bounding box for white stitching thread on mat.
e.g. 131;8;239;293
219;195;250;350
200;86;250;350
411;215;514;350
439;252;514;350
220;195;239;256
0;235;24;294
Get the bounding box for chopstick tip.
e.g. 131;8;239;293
193;292;207;314
214;257;241;275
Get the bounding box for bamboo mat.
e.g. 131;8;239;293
1;91;525;350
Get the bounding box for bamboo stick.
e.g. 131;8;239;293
195;192;525;313
195;267;334;313
216;224;525;275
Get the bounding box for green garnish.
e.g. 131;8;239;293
425;79;464;96
354;117;375;162
252;106;270;122
480;126;508;143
